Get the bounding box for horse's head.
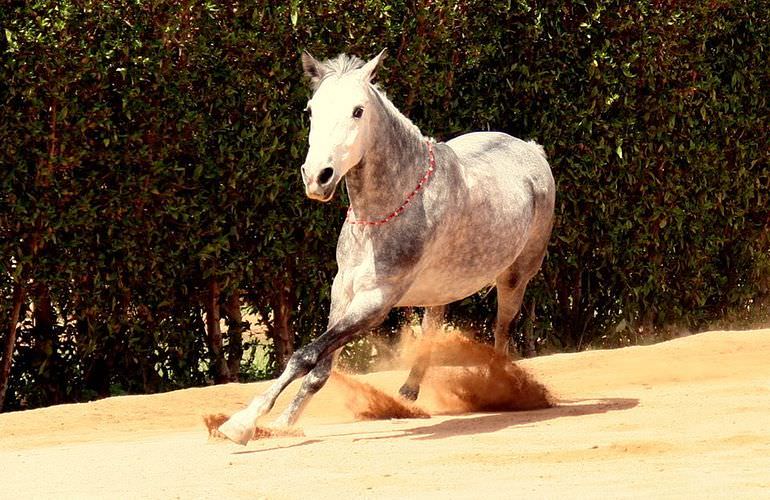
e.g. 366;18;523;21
300;50;386;202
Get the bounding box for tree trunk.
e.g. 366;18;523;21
30;281;64;405
32;282;55;331
0;283;26;412
222;292;246;381
269;283;294;372
205;279;230;384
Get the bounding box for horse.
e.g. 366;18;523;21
217;50;555;445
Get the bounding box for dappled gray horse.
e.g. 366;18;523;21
218;50;555;445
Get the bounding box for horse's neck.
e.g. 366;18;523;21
345;102;428;221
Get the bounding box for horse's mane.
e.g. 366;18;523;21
369;83;424;141
318;54;366;81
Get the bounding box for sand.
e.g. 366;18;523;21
1;328;769;498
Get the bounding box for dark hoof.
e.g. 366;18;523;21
398;384;419;401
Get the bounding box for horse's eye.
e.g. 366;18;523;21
352;106;364;119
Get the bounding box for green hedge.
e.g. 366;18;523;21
1;0;768;410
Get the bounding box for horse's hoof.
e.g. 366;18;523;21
217;417;254;446
398;384;419;401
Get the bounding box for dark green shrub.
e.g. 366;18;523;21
1;0;767;410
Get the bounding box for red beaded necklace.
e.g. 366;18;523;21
346;140;436;226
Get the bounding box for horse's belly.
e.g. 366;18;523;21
395;205;532;307
395;272;496;307
395;237;520;307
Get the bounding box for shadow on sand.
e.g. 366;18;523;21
231;439;324;455
353;397;639;442
226;398;638;453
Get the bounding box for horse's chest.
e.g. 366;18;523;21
336;225;426;275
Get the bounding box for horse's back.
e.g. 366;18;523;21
447;132;551;188
446;131;554;217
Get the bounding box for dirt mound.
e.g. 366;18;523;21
387;330;553;414
329;331;552;420
328;371;429;420
419;334;553;413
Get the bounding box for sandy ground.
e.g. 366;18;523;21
1;328;769;499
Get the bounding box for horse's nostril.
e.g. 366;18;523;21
318;167;334;186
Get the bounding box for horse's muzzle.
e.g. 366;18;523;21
302;165;337;202
305;184;335;202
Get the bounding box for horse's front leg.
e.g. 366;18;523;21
271;277;350;428
398;304;446;401
217;287;398;445
271;353;333;428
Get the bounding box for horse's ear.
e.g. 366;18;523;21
302;51;325;89
360;49;387;83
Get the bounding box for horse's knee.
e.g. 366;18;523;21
505;274;523;291
305;357;333;394
285;347;318;378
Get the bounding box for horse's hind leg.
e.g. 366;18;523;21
493;271;528;355
398;304;446;401
494;239;549;355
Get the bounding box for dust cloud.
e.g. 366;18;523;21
203;413;304;441
205;329;552;442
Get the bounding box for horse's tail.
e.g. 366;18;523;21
527;140;547;160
